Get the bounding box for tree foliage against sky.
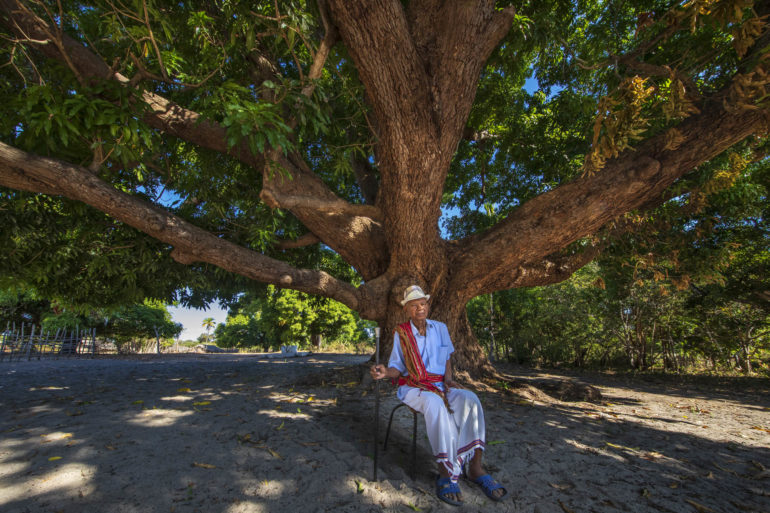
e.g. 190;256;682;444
1;0;769;374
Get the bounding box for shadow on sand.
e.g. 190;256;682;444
1;355;768;512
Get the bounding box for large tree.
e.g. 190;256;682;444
1;0;769;375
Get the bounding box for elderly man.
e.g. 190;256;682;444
370;285;507;506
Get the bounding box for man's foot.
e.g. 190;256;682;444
466;449;506;500
467;472;508;501
436;476;463;506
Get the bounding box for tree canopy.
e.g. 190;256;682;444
2;0;769;375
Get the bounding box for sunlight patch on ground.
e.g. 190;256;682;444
0;459;31;478
127;408;194;427
0;462;96;505
224;501;268;513
159;395;195;402
254;477;289;500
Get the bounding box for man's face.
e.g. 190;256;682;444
405;298;429;322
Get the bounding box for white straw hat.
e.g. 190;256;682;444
400;285;430;306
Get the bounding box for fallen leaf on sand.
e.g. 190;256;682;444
558;500;575;513
276;421;284;431
641;451;663;460
177;387;191;393
750;426;770;434
193;401;211;406
406;502;421;511
686;499;716;512
549;483;573;491
105;445;116;450
355;480;364;494
605;442;639;451
132;400;144;405
48;456;62;461
192;462;216;469
267;448;281;459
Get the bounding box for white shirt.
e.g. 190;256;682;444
388;319;454;400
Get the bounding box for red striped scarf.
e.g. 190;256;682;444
395;322;453;413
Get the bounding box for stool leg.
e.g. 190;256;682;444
384;403;406;451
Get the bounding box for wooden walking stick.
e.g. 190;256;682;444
373;326;381;481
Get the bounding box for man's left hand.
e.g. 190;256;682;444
445;379;463;389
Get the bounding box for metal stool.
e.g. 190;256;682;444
383;403;419;478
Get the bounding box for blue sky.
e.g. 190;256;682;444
167;303;229;341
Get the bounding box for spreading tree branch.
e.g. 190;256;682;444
0;0;388;279
450;90;770;301
0;141;362;310
274;232;320;250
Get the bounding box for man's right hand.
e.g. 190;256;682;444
370;364;387;380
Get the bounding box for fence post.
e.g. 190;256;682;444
25;324;35;361
12;323;24;362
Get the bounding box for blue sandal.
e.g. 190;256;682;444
436;476;463;506
472;474;508;501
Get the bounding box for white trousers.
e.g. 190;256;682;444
401;387;486;482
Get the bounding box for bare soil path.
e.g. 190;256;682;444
1;355;768;512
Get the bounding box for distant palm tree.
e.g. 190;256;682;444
202;317;215;342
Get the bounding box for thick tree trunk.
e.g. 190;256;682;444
431;300;495;377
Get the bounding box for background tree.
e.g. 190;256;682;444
0;287;51;326
1;289;183;352
200;316;216;343
213;286;371;351
2;0;770;376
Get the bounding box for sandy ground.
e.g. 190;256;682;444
1;353;769;513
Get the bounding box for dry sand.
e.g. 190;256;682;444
1;354;769;513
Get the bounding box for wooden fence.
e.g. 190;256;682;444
0;323;96;362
